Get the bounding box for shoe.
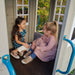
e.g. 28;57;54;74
23;51;32;58
10;52;20;59
19;51;24;57
21;56;33;64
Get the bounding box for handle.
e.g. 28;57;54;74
56;35;75;74
2;54;16;75
36;15;40;27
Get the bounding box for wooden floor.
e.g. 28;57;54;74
10;55;55;75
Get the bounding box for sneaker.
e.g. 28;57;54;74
19;51;24;57
23;51;32;58
21;56;33;64
10;52;20;59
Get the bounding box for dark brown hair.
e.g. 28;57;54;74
12;17;25;42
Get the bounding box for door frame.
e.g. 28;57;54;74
52;0;71;75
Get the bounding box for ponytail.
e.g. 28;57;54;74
53;21;58;42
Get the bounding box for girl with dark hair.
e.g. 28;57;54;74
11;17;30;59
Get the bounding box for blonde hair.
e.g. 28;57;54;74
44;21;58;42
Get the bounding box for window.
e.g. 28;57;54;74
16;0;29;25
53;0;67;25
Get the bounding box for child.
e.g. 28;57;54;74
21;21;58;64
11;17;30;59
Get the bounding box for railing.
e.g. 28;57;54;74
2;54;16;75
56;35;75;74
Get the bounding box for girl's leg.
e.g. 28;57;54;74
23;38;41;58
19;50;26;56
17;45;30;56
23;50;32;58
10;49;20;59
30;52;36;59
23;41;36;58
11;49;18;55
21;52;36;64
31;40;36;50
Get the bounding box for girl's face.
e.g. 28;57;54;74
43;25;51;36
18;20;26;30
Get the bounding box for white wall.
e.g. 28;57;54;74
0;0;9;58
53;0;75;75
5;0;16;49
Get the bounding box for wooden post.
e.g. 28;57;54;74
0;0;9;59
48;0;56;22
5;0;16;48
28;0;38;42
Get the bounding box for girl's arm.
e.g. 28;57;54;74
39;36;56;52
15;35;29;48
24;34;27;43
15;35;24;45
24;34;30;48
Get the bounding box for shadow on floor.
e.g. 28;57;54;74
10;54;55;75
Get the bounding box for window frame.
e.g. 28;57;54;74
16;0;29;25
53;0;66;25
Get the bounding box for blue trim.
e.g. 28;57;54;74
30;48;34;52
56;35;75;74
2;54;16;75
36;15;40;27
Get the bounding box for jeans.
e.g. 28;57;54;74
30;48;36;59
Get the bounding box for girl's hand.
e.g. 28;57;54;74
25;43;30;48
23;43;30;48
35;46;40;50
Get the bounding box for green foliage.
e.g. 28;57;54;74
24;0;28;4
37;0;67;32
37;0;50;31
56;7;60;13
68;69;75;75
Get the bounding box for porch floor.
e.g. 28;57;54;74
10;55;55;75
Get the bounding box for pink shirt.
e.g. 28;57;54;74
34;35;57;62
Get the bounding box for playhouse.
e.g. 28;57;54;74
0;0;75;75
